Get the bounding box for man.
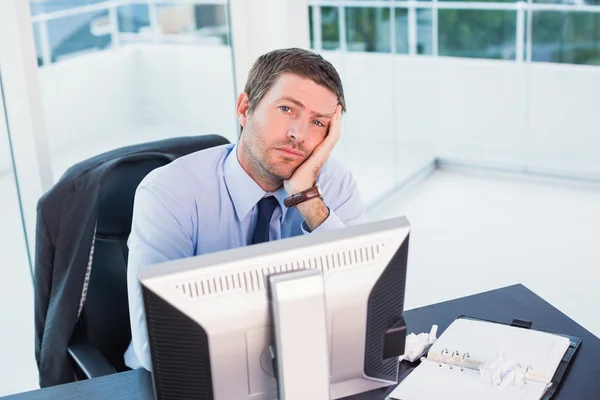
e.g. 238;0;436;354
124;48;366;371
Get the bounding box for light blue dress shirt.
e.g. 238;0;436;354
124;143;366;370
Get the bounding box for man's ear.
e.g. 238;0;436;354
236;93;250;128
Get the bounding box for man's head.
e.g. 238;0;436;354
236;48;346;190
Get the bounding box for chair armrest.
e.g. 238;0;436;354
67;336;116;379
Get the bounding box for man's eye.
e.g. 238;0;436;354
279;106;291;113
313;120;325;127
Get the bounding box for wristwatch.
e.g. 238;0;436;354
284;184;323;208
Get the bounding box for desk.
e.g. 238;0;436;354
4;284;599;400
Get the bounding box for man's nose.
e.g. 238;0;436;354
287;119;309;142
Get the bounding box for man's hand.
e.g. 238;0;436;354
284;104;342;195
284;105;342;231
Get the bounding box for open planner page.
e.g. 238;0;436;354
389;358;548;400
427;318;571;380
390;318;571;400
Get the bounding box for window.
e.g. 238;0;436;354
439;10;517;60
532;11;600;65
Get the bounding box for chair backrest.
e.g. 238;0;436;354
73;135;230;372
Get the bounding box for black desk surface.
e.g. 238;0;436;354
4;284;599;400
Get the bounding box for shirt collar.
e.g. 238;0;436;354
224;145;289;222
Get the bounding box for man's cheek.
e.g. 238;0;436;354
317;134;327;146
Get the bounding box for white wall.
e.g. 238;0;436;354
434;57;600;180
435;58;528;168
3;48;599;192
526;63;600;179
393;56;438;182
30;44;237;179
329;52;399;204
38;43;238;149
3;46;432;206
38;47;136;152
320;52;600;202
0;123;11;174
131;44;237;143
229;0;310;94
321;52;437;205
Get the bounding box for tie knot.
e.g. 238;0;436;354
258;196;279;214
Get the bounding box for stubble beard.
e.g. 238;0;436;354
242;122;297;190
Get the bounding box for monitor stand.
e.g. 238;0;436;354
268;269;331;400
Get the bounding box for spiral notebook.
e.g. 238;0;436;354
390;317;574;400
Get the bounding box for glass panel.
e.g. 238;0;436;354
0;70;37;397
346;7;391;53
417;8;434;55
31;22;44;66
30;0;106;15
524;9;529;61
118;4;150;34
439;10;517;60
394;8;432;55
28;0;236;180
327;52;398;205
309;6;315;48
322;6;340;50
46;10;112;63
395;8;409;53
532;11;600;65
155;4;229;45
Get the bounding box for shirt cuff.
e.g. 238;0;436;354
301;208;346;234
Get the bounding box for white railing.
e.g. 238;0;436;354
29;0;600;67
31;0;229;66
309;0;600;63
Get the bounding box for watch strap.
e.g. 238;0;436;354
284;185;323;208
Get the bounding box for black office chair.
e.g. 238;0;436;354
62;135;230;380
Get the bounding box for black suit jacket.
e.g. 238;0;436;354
33;135;230;387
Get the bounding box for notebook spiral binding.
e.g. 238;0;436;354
436;348;536;384
437;348;472;371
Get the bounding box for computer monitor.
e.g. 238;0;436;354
139;216;410;400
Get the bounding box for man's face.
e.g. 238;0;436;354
241;73;339;181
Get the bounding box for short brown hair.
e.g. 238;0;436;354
244;48;346;114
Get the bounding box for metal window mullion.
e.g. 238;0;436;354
390;3;396;55
516;1;525;62
313;5;323;51
339;5;347;52
408;1;417;55
529;2;600;12
108;4;121;49
433;0;439;56
434;2;516;11
148;1;161;42
31;0;125;23
309;0;390;7
526;0;533;62
38;21;52;66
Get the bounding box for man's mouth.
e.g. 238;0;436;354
276;147;304;157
